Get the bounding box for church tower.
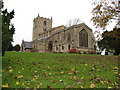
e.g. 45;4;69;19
32;14;52;41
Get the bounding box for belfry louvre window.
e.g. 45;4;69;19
43;21;46;25
79;29;88;47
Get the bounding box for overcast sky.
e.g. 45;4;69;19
3;0;115;46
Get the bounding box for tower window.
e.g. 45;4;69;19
43;21;46;25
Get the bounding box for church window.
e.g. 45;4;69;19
64;31;65;39
67;34;71;42
56;46;58;51
43;21;46;25
59;34;61;40
43;29;46;31
36;43;37;49
68;45;70;50
62;46;64;50
79;29;88;47
48;41;53;51
34;45;35;49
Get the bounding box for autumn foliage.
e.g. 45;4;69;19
91;0;118;29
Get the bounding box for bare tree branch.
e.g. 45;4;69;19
65;18;83;27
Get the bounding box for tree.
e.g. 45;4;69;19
66;18;83;27
7;43;13;51
2;2;15;55
0;1;2;56
91;0;119;29
13;44;20;51
92;0;120;55
98;27;120;55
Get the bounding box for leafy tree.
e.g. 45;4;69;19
98;27;120;55
2;2;15;55
91;0;119;29
92;0;120;55
7;43;13;51
13;44;20;51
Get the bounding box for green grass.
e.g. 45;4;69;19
2;51;120;88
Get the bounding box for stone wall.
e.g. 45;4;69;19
32;23;95;53
32;16;52;41
29;16;95;53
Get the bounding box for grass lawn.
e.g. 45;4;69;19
2;51;120;88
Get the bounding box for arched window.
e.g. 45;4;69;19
62;46;64;50
43;21;46;25
79;29;88;47
48;41;53;51
56;46;58;51
67;34;71;42
68;45;70;50
43;28;46;31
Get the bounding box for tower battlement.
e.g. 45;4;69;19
32;14;52;41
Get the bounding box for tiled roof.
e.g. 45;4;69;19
36;35;51;41
24;42;32;49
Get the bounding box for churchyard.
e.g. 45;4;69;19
2;51;119;88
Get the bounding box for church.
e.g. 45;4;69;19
21;15;95;53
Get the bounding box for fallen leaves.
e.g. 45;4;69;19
111;66;119;75
100;80;104;85
81;85;85;88
66;84;71;88
51;80;55;83
21;68;24;70
32;78;35;81
14;75;24;80
9;69;13;73
9;67;12;69
67;72;72;75
47;66;51;69
2;83;9;88
17;75;24;78
22;83;24;86
36;85;40;88
90;82;96;88
60;71;64;74
16;62;23;65
2;52;119;88
70;76;73;79
47;85;51;88
15;82;19;85
60;80;63;82
18;71;21;73
77;81;81;84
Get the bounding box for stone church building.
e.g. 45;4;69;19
21;15;95;53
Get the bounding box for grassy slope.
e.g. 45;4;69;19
2;51;119;88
